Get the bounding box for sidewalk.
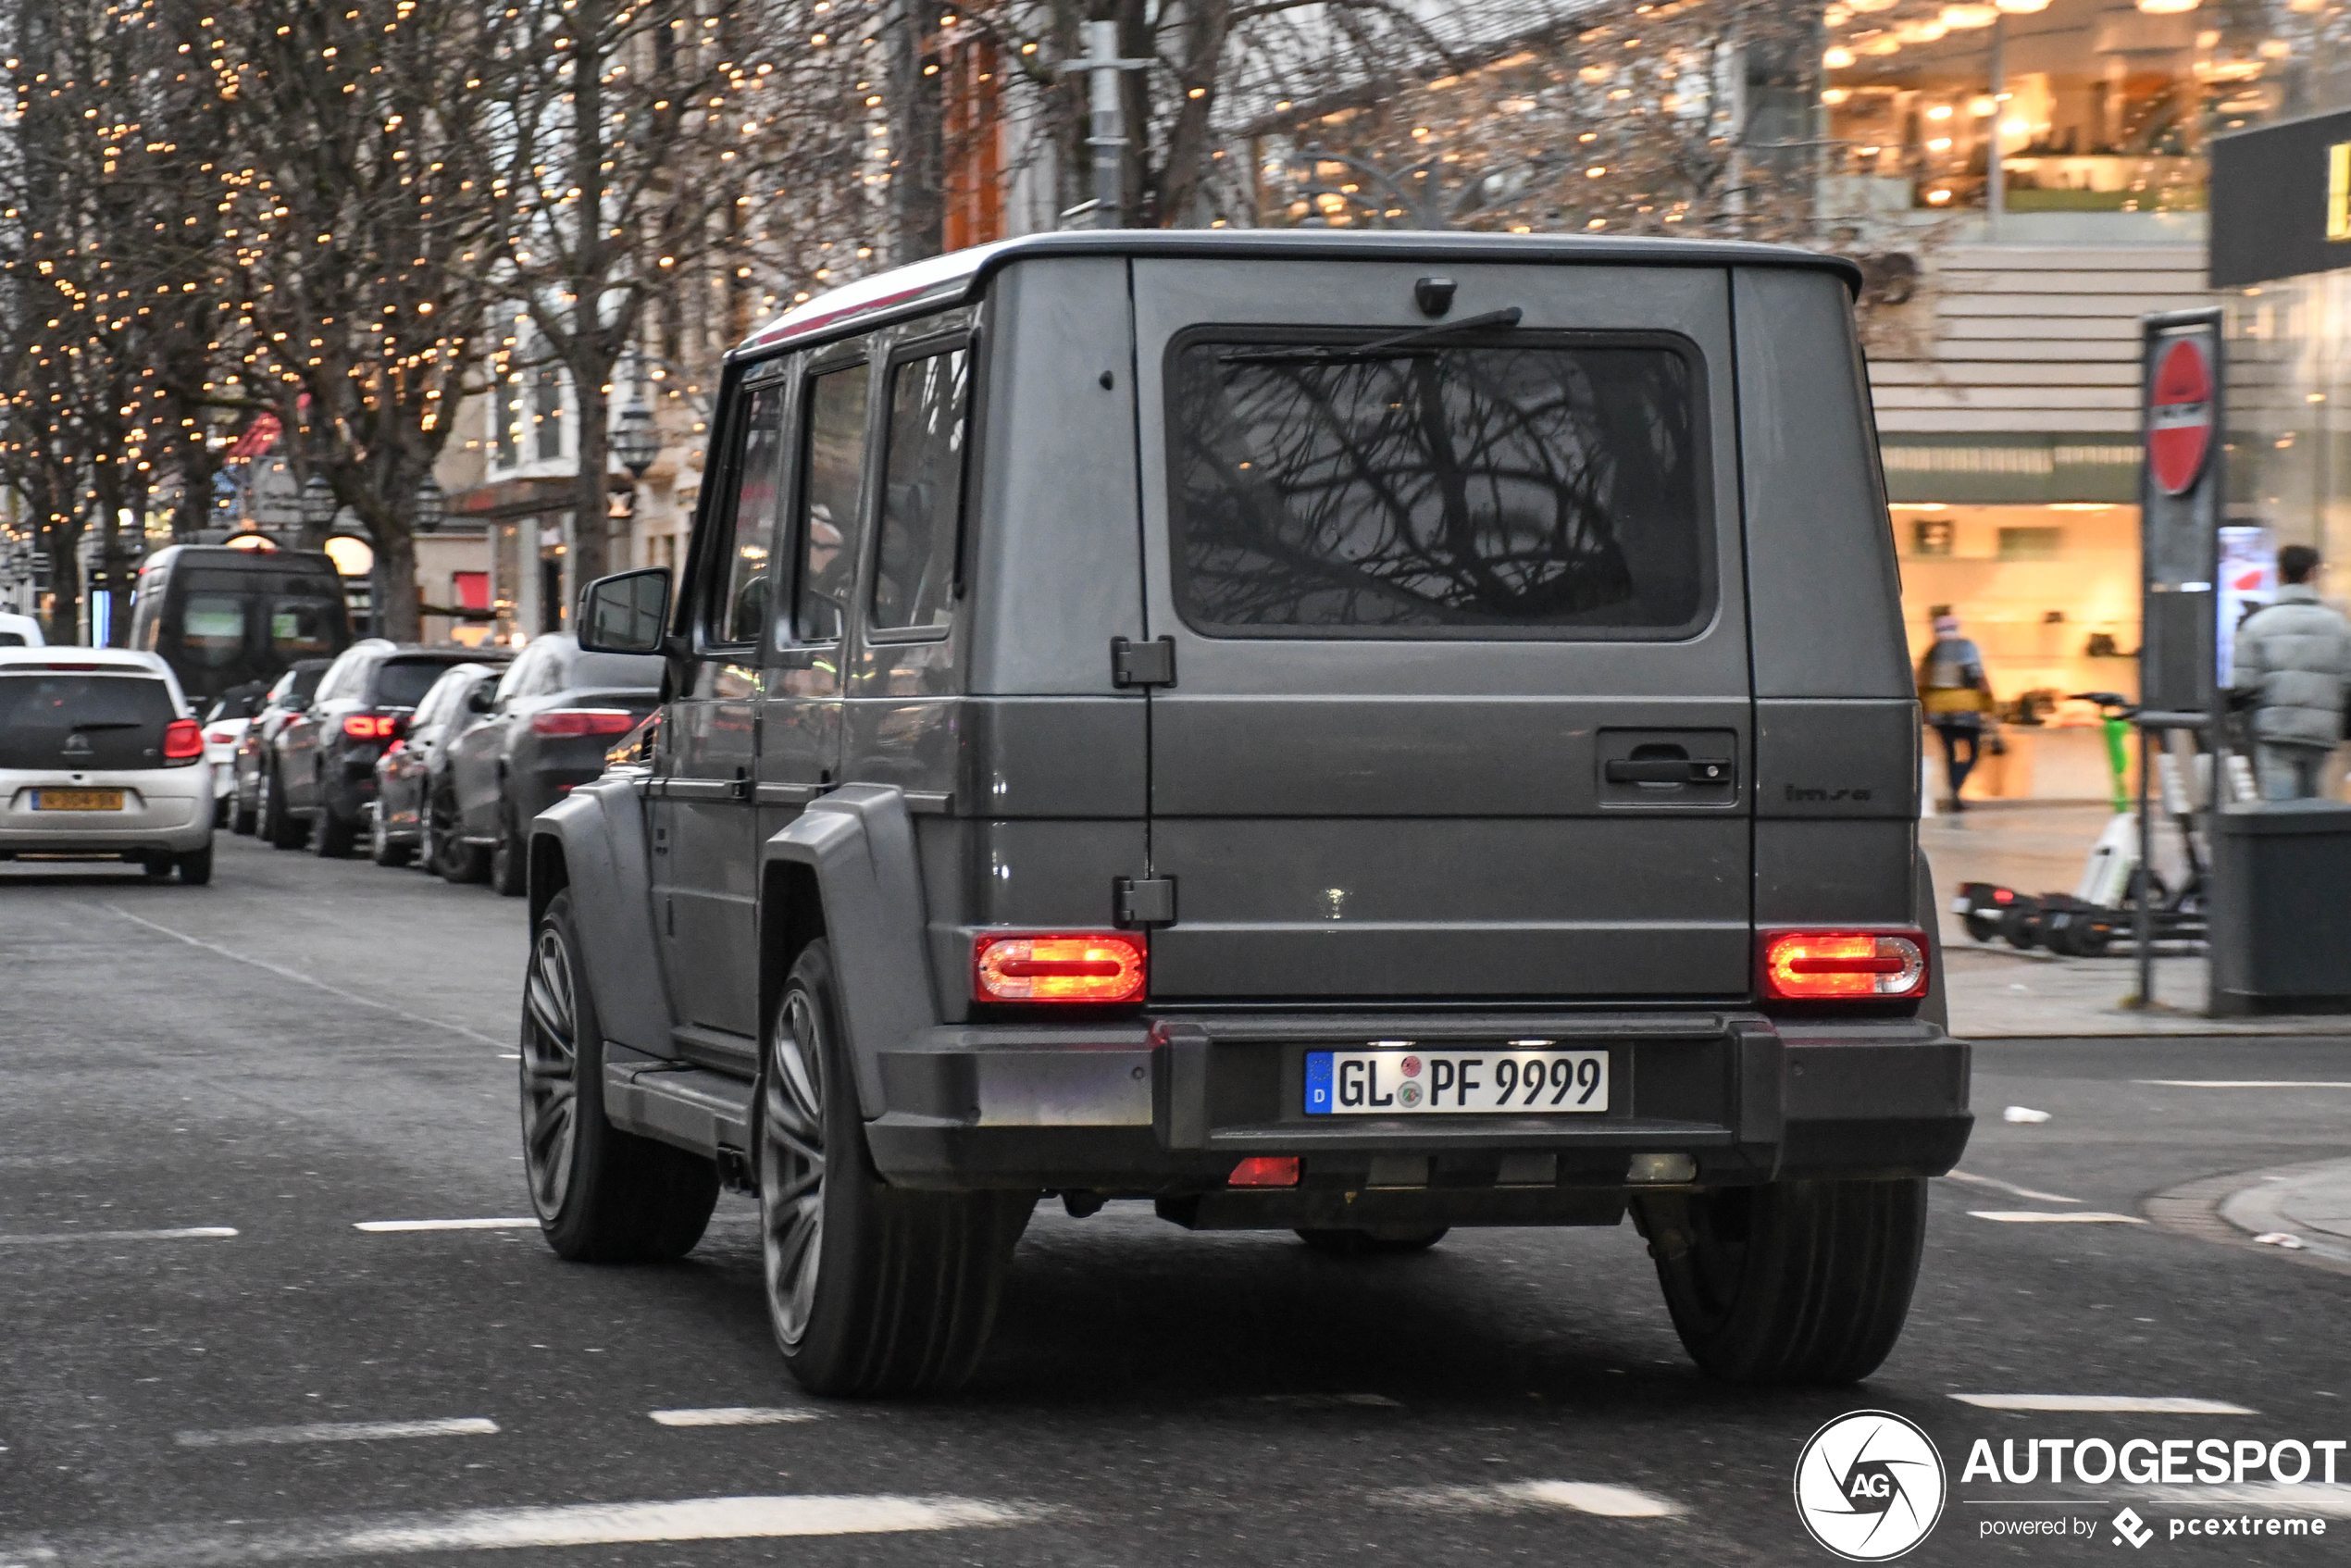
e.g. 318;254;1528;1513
1925;803;2351;1039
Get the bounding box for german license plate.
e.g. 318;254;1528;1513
32;790;125;811
1305;1046;1609;1115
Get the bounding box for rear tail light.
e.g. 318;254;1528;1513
161;718;205;763
1228;1156;1300;1188
1760;930;1928;1001
531;708;641;738
343;714;396;740
205;728;237;744
972;932;1146;1004
385;739;406;755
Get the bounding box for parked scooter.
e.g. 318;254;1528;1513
1952;693;2210;957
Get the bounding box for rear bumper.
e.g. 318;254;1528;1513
0;770;215;856
861;1010;1972;1207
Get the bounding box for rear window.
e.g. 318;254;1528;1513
374;658;468;709
0;673;178;770
1164;332;1710;639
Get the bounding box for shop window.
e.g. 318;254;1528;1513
1911;518;1955;557
1997;526;2063;560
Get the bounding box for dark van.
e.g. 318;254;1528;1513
129;545;352;710
526;231;1969;1398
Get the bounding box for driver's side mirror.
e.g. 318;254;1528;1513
466;683;496;715
282;693;311;714
578;567;672;656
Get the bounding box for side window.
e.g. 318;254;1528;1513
792;361;871;644
707;382;787;646
496;645;542;703
870;347;968;633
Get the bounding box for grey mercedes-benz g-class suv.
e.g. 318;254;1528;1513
523;230;1968;1397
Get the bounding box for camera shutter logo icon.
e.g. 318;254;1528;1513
1793;1411;1947;1561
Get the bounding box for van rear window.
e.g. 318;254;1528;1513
1165;334;1709;638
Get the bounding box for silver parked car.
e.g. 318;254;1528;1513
0;647;215;883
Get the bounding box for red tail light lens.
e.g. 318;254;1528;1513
162;718;205;762
972;932;1146;1004
1761;930;1928;1001
532;708;641;738
205;728;237;744
1228;1156;1300;1188
342;714;394;740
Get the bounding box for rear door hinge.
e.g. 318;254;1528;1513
1116;876;1177;928
1111;635;1176;689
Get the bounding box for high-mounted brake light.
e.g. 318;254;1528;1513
972;932;1146;1004
532;708;640;738
161;717;205;763
343;713;396;740
1760;930;1928;1001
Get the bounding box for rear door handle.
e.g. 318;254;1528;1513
1604;758;1735;786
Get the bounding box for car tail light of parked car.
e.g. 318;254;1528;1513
343;713;399;740
530;708;641;738
972;933;1146;1004
1227;1157;1300;1188
205;728;239;745
1760;930;1928;1001
162;717;205;764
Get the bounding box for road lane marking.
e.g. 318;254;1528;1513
649;1408;823;1427
0;1226;237;1246
1953;1395;2256;1414
0;1494;1039;1567
1943;1169;2081;1204
1969;1210;2146;1224
2134;1080;2351;1089
106;905;505;1048
354;1218;537;1233
176;1418;500;1449
1387;1481;1680;1517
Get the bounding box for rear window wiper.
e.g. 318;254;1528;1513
1217;307;1524;366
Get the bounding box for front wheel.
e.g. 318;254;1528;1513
490;796;527;898
521;890;717;1263
761;940;1034;1396
370;803;414;867
261;765;305;851
429;790;490;884
1634;1178;1926;1386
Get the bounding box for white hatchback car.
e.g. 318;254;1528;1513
0;611;44;647
0;648;216;882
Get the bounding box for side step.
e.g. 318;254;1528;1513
603;1041;753;1162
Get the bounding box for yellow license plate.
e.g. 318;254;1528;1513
33;790;125;811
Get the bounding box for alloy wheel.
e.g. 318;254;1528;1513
759;988;828;1348
519;924;580;1217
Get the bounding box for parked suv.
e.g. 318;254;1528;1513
265;640;491;856
369;658;508;868
442;633;661;895
235;658;332;837
522;232;1968;1397
0;647;214;881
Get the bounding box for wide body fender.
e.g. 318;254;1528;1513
762;786;935;1119
529;778;672;1055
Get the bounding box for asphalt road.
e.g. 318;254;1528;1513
5;833;2351;1566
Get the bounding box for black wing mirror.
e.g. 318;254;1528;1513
466;683;497;715
578;568;672;656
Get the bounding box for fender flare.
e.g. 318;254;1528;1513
760;785;935;1119
529;778;673;1055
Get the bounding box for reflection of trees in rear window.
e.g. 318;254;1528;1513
270;598;341;653
1167;340;1706;637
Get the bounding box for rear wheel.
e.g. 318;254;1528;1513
230;784;257;837
490;795;528;897
522;889;717;1263
261;765;305;851
311;781;355;858
176;843;214;886
1295;1227;1448;1256
761;940;1033;1396
1635;1179;1926;1386
429;788;489;884
1960;912;2001;944
213;796;231;828
369;803;414;867
141;853;173;880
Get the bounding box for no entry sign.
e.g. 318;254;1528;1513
2147;336;2215;496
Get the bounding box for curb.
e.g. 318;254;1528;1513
2144;1159;2351;1279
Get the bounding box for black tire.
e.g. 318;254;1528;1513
231;789;257;837
1295;1227;1449;1256
1961;913;2000;944
369;804;414;867
213;796;231;828
522;889;718;1263
429;789;490;884
312;782;355;858
1997;904;2039;952
176;843;214;886
761;939;1034;1396
262;765;305;851
141;852;173;880
490;796;527;898
1635;1178;1927;1386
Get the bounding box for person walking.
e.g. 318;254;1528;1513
2231;544;2351;803
1918;609;1996;814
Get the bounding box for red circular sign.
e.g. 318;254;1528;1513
2148;337;2214;496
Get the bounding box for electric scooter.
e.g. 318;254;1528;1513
1952;693;2211;957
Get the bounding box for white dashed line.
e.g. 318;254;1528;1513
176;1417;500;1449
0;1226;237;1246
1969;1210;2146;1225
2134;1080;2351;1089
1387;1481;1681;1518
1953;1395;2257;1415
649;1407;824;1427
1942;1169;2081;1204
353;1218;538;1233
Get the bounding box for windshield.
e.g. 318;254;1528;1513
1165;334;1709;639
0;673;179;770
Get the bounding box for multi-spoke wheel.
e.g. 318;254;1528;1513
520;889;716;1263
760;940;1037;1397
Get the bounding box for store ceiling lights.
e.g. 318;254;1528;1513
1941;4;1999;27
1824;45;1857;68
1896;19;1949;42
2135;0;2197;11
1996;0;2051;11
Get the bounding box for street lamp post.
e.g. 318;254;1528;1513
298;474;338;536
612;399;659;481
414;476;446;534
1058;21;1151;229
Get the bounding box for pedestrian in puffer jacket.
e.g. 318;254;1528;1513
2231;544;2351;802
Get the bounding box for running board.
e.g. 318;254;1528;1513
603;1041;752;1161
